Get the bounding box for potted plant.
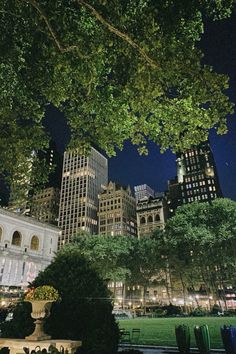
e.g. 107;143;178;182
24;285;60;341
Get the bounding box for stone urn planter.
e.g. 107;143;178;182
25;300;54;341
24;285;60;342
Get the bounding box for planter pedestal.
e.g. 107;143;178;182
25;300;53;341
25;319;51;341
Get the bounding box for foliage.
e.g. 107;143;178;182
154;308;167;317
164;198;236;305
0;302;34;338
2;252;119;354
163;304;183;316
70;233;166;303
127;234;164;289
70;234;133;281
190;308;209;317
24;285;60;301
211;304;222;315
0;0;234;187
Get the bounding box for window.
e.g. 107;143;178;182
30;236;39;251
140;217;146;224
12;231;22;246
155;214;160;222
148;215;153;223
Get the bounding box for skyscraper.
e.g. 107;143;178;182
31;187;60;225
98;182;137;237
167;141;222;216
134;184;155;203
58;148;108;247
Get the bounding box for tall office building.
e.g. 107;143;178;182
98;182;137;237
167;141;222;216
31;187;60;225
58;148;108;247
134;184;155;203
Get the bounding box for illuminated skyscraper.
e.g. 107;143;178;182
58;148;108;247
98;182;137;237
167;141;222;216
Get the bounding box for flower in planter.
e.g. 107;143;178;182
24;285;60;302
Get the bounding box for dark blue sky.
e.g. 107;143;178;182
46;11;236;201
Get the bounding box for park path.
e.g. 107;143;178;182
119;345;224;354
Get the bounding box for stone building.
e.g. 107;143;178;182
98;182;137;237
136;196;167;238
0;208;59;287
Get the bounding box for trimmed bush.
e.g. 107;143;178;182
190;307;209;317
1;251;119;354
163;304;183;316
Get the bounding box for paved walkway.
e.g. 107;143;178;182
119;344;224;354
119;346;166;354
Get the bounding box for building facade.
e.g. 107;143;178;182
136;196;167;238
58;148;108;247
98;182;137;237
31;187;60;225
167;142;222;216
0;208;59;287
134;184;155;203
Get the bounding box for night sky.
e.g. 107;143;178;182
46;11;236;201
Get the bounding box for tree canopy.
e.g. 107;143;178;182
0;0;235;185
165;198;236;305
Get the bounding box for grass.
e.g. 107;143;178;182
118;317;236;348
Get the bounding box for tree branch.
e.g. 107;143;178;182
19;0;89;58
77;0;159;69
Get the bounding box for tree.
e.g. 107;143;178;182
0;1;234;186
1;251;119;354
127;230;168;307
64;234;133;298
65;233;168;307
165;198;236;307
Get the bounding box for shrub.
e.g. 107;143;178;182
163;304;183;316
154;308;167;317
211;304;222;315
1;251;119;354
190;307;209;317
223;309;236;317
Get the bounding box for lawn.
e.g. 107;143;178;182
118;317;236;348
